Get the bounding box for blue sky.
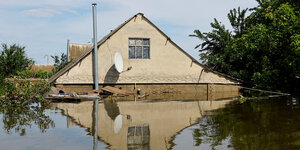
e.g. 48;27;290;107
0;0;258;64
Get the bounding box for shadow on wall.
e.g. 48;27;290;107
104;65;120;83
198;69;209;83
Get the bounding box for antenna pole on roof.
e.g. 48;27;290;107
92;3;98;90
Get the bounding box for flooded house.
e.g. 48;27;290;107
49;13;241;99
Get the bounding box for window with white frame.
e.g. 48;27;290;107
128;38;150;59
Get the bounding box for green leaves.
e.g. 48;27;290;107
228;7;248;37
191;0;300;92
49;53;69;77
0;44;34;80
189;18;232;66
0;79;51;106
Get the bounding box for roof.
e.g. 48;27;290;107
48;13;242;83
69;43;93;61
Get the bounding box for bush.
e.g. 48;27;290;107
14;69;49;79
0;79;51;106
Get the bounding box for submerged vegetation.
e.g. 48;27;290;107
0;79;51;106
238;95;249;103
0;43;51;105
0;80;54;135
191;0;300;92
0;43;70;106
0;44;61;136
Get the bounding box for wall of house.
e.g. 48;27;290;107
56;14;238;85
55;84;241;101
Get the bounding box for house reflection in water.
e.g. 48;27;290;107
127;124;150;150
51;97;234;150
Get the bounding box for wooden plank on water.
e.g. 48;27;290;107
101;86;133;96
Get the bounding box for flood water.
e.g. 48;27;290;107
0;95;299;150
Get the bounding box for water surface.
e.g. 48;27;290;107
173;96;300;150
0;95;299;150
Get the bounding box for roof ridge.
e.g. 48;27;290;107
49;13;242;83
48;13;139;83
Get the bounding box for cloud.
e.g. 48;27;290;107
21;7;79;17
21;8;61;17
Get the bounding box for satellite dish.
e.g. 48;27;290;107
114;115;122;134
114;52;123;73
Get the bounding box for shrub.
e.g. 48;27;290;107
14;69;49;79
0;79;51;106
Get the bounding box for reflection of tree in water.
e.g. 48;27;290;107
104;100;120;121
0;103;55;136
192;98;300;149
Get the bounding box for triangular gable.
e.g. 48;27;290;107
49;13;241;83
48;13;138;83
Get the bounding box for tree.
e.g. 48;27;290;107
0;44;34;80
49;53;69;76
191;0;300;92
228;7;248;37
189;18;233;73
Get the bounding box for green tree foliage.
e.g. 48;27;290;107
0;44;34;80
191;0;300;92
190;18;232;72
49;53;69;76
0;80;51;105
14;69;49;79
228;7;248;37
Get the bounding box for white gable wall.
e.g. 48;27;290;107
56;14;238;84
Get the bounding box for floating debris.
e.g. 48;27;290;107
101;86;133;96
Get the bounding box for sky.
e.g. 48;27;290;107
0;0;258;64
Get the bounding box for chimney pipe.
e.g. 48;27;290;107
92;3;99;90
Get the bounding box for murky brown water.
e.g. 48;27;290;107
0;95;299;150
